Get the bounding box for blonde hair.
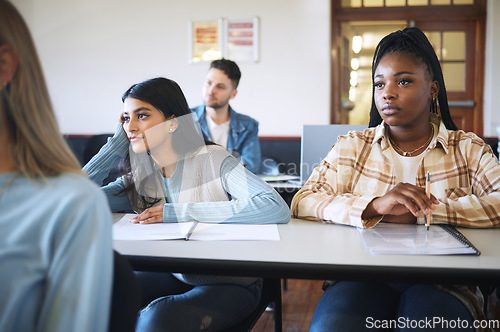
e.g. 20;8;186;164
0;0;82;177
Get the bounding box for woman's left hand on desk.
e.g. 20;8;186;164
130;206;164;224
363;183;438;219
383;212;416;224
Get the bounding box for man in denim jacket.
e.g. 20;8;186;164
191;59;262;174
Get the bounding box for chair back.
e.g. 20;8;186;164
109;251;141;332
221;278;282;332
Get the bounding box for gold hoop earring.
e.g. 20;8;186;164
430;96;438;114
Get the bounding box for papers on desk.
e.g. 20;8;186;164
113;214;280;241
260;174;300;182
358;223;480;255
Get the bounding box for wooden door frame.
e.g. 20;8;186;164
330;0;487;136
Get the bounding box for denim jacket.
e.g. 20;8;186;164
191;105;262;174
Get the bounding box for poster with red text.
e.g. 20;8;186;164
225;18;259;62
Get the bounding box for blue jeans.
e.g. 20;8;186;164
310;281;473;332
135;272;262;331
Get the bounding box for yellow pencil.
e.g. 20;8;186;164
425;171;431;230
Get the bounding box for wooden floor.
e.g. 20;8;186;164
251;279;324;332
487;289;500;332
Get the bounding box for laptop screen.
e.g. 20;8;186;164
300;124;366;184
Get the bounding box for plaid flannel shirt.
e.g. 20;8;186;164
291;114;500;327
292;114;500;229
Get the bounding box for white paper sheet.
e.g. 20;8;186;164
113;214;280;241
358;223;477;255
259;174;300;182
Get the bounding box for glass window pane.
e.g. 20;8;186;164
443;31;465;60
453;0;474;4
341;21;409;125
386;0;406;6
408;0;428;5
424;31;442;61
342;0;362;7
443;63;465;92
364;0;384;7
431;0;451;4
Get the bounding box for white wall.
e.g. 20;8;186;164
484;0;500;138
11;0;500;137
12;0;330;136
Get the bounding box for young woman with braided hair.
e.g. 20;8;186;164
292;27;500;331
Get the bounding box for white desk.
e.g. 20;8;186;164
113;215;500;285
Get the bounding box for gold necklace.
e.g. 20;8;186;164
389;125;434;157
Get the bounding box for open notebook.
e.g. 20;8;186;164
113;214;280;241
358;223;480;255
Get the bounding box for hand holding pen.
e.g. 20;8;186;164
425;171;432;230
362;176;438;223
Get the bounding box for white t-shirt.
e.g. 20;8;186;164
389;123;438;184
391;151;424;185
206;113;230;148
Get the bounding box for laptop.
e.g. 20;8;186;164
293;124;367;185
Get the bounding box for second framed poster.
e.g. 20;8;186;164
224;17;259;63
189;17;259;63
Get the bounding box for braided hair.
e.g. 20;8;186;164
368;27;457;130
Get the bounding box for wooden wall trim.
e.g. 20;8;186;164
64;134;302;141
259;136;301;141
65;134;494;142
63;134;93;139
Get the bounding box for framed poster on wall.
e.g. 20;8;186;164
189;19;224;63
224;17;259;62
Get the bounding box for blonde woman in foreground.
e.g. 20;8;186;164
0;1;113;331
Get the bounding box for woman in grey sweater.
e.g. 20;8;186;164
83;77;290;331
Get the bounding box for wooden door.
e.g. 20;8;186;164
331;0;487;136
415;21;483;134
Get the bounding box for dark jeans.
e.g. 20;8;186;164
310;281;473;331
135;272;262;332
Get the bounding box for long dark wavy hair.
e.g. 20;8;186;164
121;77;203;154
120;77;209;209
368;27;457;131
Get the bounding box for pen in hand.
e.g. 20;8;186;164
184;220;199;241
425;171;431;231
